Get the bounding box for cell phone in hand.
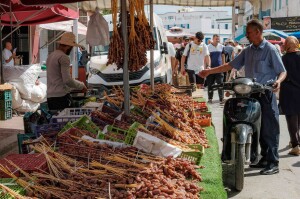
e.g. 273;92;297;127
13;48;17;53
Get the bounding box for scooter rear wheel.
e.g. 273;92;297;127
235;144;245;191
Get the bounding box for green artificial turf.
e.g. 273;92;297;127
199;126;227;199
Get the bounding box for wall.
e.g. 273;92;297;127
158;10;233;42
271;0;300;17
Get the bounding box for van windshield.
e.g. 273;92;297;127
93;27;158;56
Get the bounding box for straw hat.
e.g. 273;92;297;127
57;32;83;47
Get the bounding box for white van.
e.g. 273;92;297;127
87;13;172;89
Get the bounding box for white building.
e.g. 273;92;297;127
158;7;233;44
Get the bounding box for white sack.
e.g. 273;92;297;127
86;8;109;46
15;99;40;113
7;64;42;100
30;83;47;103
11;85;23;109
133;131;182;158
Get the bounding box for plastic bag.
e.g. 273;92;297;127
177;72;190;86
86;8;110;46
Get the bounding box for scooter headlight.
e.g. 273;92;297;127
234;84;252;95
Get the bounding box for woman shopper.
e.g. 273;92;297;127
280;36;300;156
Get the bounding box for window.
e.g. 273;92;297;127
168;16;174;20
225;24;229;29
279;0;282;9
286;0;288;6
212;24;215;29
274;0;277;11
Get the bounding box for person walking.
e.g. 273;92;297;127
175;36;190;71
200;19;286;175
180;32;210;89
207;34;225;103
279;36;300;156
47;32;87;110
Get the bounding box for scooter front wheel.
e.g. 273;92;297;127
235;144;245;191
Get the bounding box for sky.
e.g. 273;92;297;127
147;5;233;15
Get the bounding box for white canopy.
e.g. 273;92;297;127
39;20;87;35
67;0;235;11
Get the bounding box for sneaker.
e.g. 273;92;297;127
220;99;226;104
260;163;279;175
288;146;300;156
208;99;213;104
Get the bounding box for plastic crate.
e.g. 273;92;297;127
23;111;41;134
180;144;204;165
32;122;67;137
0;154;47;178
0;90;12;101
0;108;12;120
91;116;109;129
59;115;103;138
103;101;121;112
51;116;82;123
0;178;26;199
51;108;95;123
0;100;12;109
17;133;37;154
57;108;95;116
102;104;122;118
102;122;140;145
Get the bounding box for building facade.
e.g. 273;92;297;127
158;7;233;44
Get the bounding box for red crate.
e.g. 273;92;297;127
0;154;47;178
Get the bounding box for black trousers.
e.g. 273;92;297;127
47;94;74;111
252;90;280;164
206;73;224;100
186;69;204;85
285;114;300;148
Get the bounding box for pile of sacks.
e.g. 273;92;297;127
4;64;47;113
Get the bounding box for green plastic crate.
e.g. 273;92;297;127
17;133;36;154
0;100;12;109
101;122;140;145
0;178;26;199
180;144;205;165
0;108;12;120
59;115;104;138
0;90;12;101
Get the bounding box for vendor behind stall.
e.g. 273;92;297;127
47;32;87;110
2;41;17;68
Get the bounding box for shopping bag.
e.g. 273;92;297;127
177;72;190;86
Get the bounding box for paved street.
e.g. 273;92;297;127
206;90;300;199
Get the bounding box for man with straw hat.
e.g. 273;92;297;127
46;32;87;110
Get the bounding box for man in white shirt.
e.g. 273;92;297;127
2;42;16;68
180;32;210;89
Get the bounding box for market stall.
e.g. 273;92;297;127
0;84;221;198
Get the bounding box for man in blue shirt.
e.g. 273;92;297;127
207;34;225;104
200;20;287;175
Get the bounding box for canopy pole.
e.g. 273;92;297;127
0;18;3;84
121;0;130;115
150;0;154;91
72;18;79;78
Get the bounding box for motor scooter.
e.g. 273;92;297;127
212;77;273;191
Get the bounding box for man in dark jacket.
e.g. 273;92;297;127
175;36;190;72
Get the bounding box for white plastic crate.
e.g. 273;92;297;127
51;108;95;123
57;108;95;116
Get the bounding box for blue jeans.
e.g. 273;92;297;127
252;90;280;164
